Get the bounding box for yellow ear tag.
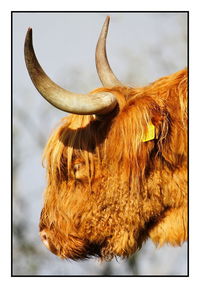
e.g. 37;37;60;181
142;123;155;142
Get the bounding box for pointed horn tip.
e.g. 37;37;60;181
26;27;33;38
25;28;33;51
105;16;110;24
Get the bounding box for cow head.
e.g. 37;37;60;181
24;17;187;260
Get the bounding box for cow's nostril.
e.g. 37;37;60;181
40;230;50;249
40;230;59;256
42;234;47;240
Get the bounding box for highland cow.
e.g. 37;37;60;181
24;16;188;260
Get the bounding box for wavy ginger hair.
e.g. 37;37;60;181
40;69;187;260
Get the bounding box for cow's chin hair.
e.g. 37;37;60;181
39;227;102;260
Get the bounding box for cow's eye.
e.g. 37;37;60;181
73;163;82;173
72;162;87;180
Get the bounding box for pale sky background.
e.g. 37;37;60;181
12;12;188;276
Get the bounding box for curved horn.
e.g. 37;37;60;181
95;16;123;87
24;28;117;115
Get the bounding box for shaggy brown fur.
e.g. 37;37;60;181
40;69;188;260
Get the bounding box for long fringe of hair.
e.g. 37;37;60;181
44;69;187;184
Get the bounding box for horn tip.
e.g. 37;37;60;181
25;28;33;56
105;16;110;23
25;28;33;49
28;27;32;32
25;28;32;41
26;27;33;37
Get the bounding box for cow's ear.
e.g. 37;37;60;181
151;114;165;126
